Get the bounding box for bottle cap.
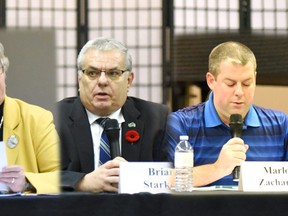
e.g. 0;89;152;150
179;135;189;140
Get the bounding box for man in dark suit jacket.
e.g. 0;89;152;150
56;37;169;193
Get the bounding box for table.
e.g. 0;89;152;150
0;191;287;216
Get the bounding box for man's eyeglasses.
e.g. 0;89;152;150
81;68;129;80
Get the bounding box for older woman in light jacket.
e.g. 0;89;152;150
0;42;60;194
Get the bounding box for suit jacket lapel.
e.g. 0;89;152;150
69;98;95;172
121;98;143;161
3;96;21;165
69;97;145;165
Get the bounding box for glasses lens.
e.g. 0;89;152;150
83;68;125;80
106;69;123;80
84;69;100;79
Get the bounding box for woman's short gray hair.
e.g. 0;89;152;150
0;42;10;73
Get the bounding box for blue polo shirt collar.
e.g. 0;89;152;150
244;105;260;127
204;92;260;128
204;92;223;127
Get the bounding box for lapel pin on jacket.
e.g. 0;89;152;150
7;135;18;149
128;122;136;128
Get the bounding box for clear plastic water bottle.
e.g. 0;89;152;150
174;135;193;192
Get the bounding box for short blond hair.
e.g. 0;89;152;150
208;41;257;77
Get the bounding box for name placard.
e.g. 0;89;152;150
119;162;173;194
239;161;288;192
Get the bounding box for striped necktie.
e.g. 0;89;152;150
96;118;111;166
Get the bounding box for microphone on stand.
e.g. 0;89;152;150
105;119;121;159
229;114;243;181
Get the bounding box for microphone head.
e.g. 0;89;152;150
104;119;120;131
104;118;121;159
229;114;243;137
229;114;243;125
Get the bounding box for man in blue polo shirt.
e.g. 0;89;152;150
164;41;288;186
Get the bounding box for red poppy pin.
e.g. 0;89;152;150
125;130;140;143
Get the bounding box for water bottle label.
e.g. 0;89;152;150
174;151;194;167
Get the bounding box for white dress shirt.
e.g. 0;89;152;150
86;108;125;168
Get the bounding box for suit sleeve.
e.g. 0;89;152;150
25;110;60;194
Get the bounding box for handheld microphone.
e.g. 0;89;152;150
105;119;121;159
229;114;243;181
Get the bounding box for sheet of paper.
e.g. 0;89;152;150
193;185;239;191
0;141;9;192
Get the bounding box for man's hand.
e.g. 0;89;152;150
76;156;127;193
215;137;249;176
